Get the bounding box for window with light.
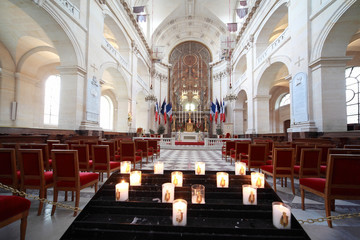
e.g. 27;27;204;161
44;75;60;125
346;67;360;124
279;93;290;107
100;95;113;130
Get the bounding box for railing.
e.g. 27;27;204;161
256;28;289;66
102;38;129;69
204;138;252;146
133;137;175;146
53;0;80;19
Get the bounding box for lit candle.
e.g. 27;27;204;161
272;202;291;229
216;172;229;188
115;180;129;201
154;161;164;174
251;172;265;188
191;184;205;204
195;162;205;175
242;184;257;205
235;162;246;175
162;183;175;203
172;199;187;226
171;171;183;187
130;171;141;186
120;161;131;174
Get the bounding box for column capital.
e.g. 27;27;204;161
309;57;353;70
57;65;86;76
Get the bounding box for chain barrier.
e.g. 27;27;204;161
2;183;360;224
0;183;82;212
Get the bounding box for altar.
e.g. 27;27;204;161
181;132;200;142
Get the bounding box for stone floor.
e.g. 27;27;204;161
1;149;360;240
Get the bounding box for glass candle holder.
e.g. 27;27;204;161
154;161;164;174
251;172;265;188
242;184;257;205
272;202;291;229
115;180;129;201
172;199;187;226
171;171;183;187
120;161;131;174
191;184;205;204
130;171;141;186
216;172;229;188
235;162;246;175
162;183;175;203
195;162;205;175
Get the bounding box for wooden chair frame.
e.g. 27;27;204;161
0;148;18;189
71;144;91;171
92;145;120;181
245;144;267;171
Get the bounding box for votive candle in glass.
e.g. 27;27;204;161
272;202;291;229
130;171;141;186
115;180;129;201
171;171;183;187
154;161;164;174
172;199;187;226
242;184;257;205
191;184;205;204
120;161;131;174
235;162;246;175
162;183;175;203
195;162;205;175
251;172;265;188
216;172;229;188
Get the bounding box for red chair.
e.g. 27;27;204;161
92;145;120;181
120;142;142;169
84;141;98;160
293;148;321;178
0;196;31;240
295;145;314;165
30;144;51;171
344;145;360;149
241;144;267;171
18;149;54;215
261;148;295;194
225;133;231;138
46;140;60;156
148;139;160;159
0;148;19;190
65;140;80;149
230;142;250;165
101;141;120;162
71;144;93;171
222;141;235;161
51;150;99;216
52;144;69;150
300;154;360;227
135;140;153;163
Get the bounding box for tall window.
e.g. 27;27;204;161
279;93;290;107
100;95;113;130
44;75;60;125
346;67;360;124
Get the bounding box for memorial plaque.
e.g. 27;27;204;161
86;76;100;122
291;72;308;123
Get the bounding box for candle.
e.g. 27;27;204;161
171;171;183;187
154;161;164;174
120;161;131;174
172;199;187;226
195;162;205;175
272;202;291;229
130;171;141;186
191;184;205;204
235;162;246;175
115;180;129;201
216;172;229;188
162;183;175;203
251;172;265;188
242;185;257;205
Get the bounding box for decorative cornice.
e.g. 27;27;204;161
120;0;151;56
236;0;262;43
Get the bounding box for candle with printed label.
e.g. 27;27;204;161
251;172;264;188
191;184;205;204
120;161;131;174
162;183;175;203
272;202;291;229
154;161;164;174
115;180;129;201
130;171;141;186
242;184;257;205
216;172;229;188
235;161;246;175
195;162;205;175
171;171;183;187
172;199;187;226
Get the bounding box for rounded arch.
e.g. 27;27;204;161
312;1;359;61
254;1;289;58
100;90;117;131
233;54;247;82
0;42;15;71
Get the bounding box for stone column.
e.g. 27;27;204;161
57;66;86;130
233;107;244;135
253;95;271;134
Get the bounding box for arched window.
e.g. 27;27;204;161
100;95;113;130
44;75;60;125
279;93;290;107
346;67;360;124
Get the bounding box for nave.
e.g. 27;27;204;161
1;149;360;240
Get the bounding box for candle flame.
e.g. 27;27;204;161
248;191;255;204
220;177;226;187
196;191;202;203
256;177;262;188
240;166;245;175
280;211;289;227
196;165;201;174
164;190;171;202
176;209;183;223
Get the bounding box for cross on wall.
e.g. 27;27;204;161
295;56;304;67
90;63;98;73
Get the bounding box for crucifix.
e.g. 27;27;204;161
152;47;163;59
90;63;98;73
295;56;304;67
221;36;235;49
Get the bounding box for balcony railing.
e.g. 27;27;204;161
53;0;80;19
102;38;129;70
